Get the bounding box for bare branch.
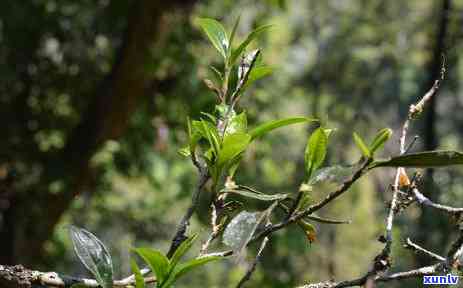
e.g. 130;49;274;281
404;238;446;262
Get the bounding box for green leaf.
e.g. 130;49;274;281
226;111;247;135
229;16;241;49
369;128;393;154
249;117;317;140
200;120;221;156
223;187;289;201
170;234;198;269
178;146;191;157
243;66;273;89
217;132;251;167
162;255;223;288
130;259;145;288
305;128;328;179
134;248;170;284
353;132;371;158
371;150;463;168
229;24;273;65
69;226;113;288
196;18;229;59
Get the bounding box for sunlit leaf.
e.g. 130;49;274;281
353;132;371;158
371;150;463;168
134;248;170;284
369;128;393;154
130;259;145;288
69;226;113;288
229;24;273;65
226;111;247;135
197;18;229;59
217;132;251;167
249;117;317;140
305;127;328;179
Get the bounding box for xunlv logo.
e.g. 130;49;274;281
423;274;459;285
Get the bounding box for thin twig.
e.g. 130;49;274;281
236;237;270;288
412;187;463;214
404;238;446;261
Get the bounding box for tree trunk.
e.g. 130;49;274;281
0;0;196;266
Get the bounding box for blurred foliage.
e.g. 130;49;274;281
2;0;463;287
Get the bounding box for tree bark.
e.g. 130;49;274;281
0;0;196;266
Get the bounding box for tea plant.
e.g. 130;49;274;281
5;17;463;288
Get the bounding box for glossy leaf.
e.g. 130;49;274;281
134;248;170;284
197;18;229;59
371;150;463;168
162;255;223;288
130;259;145;288
217;132;251;167
369;128;393;154
353;132;371;158
226;111;247;135
249;117;316;140
170;234;198;269
305;127;328;179
229;24;273;65
69;226;113;288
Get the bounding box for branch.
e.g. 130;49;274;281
404;238;446;262
412;187;463;214
236;237;270;288
0;265;155;288
167;164;209;257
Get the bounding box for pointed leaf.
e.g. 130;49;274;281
369;128;393;154
170;234;198;269
229;24;273;65
130;259;145;288
353;132;371;158
305;127;328;179
197;18;229;59
134;248;170;284
69;226;113;288
249;117;317;140
371;150;463;168
224;187;289;201
162;255;223;288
